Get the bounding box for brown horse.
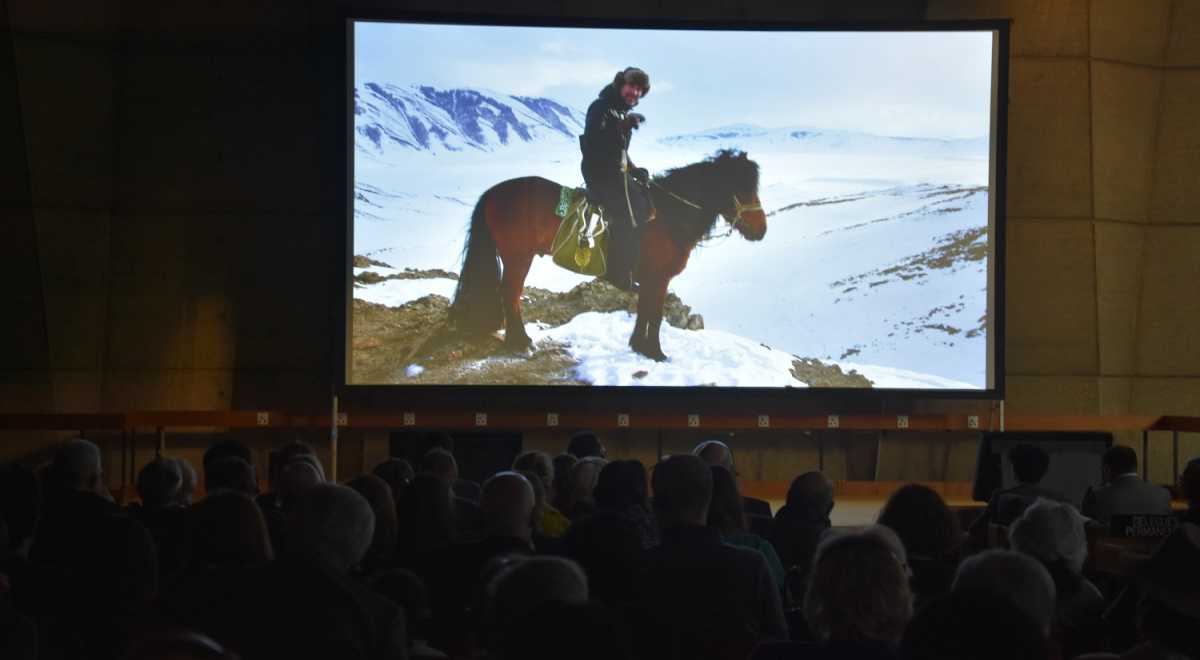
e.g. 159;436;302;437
448;149;767;362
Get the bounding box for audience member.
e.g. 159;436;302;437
565;456;607;520
876;484;963;607
803;527;912;648
133;457;189;578
1182;457;1200;524
594;459;658;548
513;450;570;538
551;453;579;513
256;440;315;512
395;474;457;562
563;509;645;606
187;491;274;568
175;458;198;506
708;465;784;588
423;448;483;539
31;439;120;569
346;474;400;574
1117;523;1200;660
202;440;252;473
204;457;258;497
952;549;1057;634
484;556;589;652
371;568;445;659
1009;499;1105;652
900;590;1049;660
515;469;560;553
566;430;606;459
640;454;786;660
972;444;1065;537
694;439;772;519
771;471;833;601
1082;445;1172;524
276;454;325;509
372;457;415;505
0;464;40;560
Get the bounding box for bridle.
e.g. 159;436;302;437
648;180;763;238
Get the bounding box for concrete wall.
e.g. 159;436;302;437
3;1;1198;486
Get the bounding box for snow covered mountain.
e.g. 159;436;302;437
355;82;586;156
660;123;988;158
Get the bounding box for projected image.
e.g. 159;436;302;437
349;21;996;388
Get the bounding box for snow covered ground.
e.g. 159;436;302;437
352;83;993;388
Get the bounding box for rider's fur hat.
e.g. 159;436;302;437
612;67;650;97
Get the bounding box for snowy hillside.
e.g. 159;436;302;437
355;82;585;157
351;83;992;388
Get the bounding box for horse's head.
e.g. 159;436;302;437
712;150;767;241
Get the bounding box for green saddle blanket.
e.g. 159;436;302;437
551;186;608;277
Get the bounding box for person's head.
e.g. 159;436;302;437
395;474;456;552
190;491;274;567
900;590;1049;660
693;439;735;473
566;430;606;459
137;457;183;510
651;454;713;528
570;457;607;508
49;438;104;494
202;439;251;473
421;447;458;482
593;459;648;512
786;470;834;518
278;455;325;503
707;465;746;536
1009;498;1089;575
347;474;399;566
288;484;375;574
804;528;913;644
877;483;962;561
551;453;578;508
270;440;316;491
371;569;433;640
512;451;554;493
611;67;650;106
204;457;258;497
174;458;197;506
372;458;415;500
0;463;39;553
952;549;1057;633
1008;444;1051;485
481;471;535;541
486;556;589;651
1102;444;1139;483
1183;457;1200;506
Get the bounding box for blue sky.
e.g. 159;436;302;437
354;21;995;140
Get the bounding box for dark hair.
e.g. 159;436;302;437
395;474;456;554
189;491;274;567
85;514;159;606
203;439;251;471
651;455;713;522
566;430;604;459
901;590;1049;660
1008;444;1050;484
551;454;578;511
373;458;415;499
877;484;962;561
513;451;554;492
137;458;183;510
563;511;643;604
204;457;257;496
347;474;399;568
706;465;746;536
421;448;457;480
593;460;648;512
0;463;40;550
1102;445;1138;476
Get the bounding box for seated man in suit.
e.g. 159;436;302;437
1081;445;1172;525
1180;457;1200;525
693;439;772;520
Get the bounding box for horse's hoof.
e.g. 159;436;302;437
503;337;534;355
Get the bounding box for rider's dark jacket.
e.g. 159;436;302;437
580;84;639;192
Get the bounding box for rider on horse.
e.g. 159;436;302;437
580;67;654;292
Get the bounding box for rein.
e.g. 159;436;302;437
648;179;763;242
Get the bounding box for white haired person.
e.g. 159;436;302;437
1009;498;1106;656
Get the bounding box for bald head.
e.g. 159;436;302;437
482;471;535;541
787;471;834;517
693;440;733;472
652;454;713;528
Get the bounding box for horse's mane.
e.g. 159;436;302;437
650;149;760;248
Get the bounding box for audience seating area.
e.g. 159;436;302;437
0;433;1198;660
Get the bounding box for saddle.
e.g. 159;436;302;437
551;186;609;276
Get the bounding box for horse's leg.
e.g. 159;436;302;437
630;275;670;362
500;252;535;351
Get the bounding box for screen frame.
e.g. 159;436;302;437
337;11;1010;409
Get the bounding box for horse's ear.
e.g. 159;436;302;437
739;151;748;160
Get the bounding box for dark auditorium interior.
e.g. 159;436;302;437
3;1;1200;659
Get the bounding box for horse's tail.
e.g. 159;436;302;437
448;194;504;336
